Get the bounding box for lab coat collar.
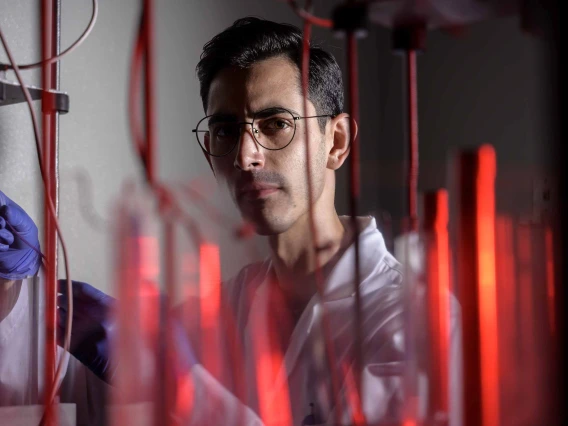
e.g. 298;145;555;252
322;215;391;301
258;215;391;302
247;216;395;406
249;215;392;338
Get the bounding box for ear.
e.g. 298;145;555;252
326;113;357;171
202;133;216;176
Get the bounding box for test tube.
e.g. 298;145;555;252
456;145;499;426
110;186;161;426
423;190;451;425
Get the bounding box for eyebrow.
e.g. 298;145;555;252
207;106;302;123
207;114;238;125
252;106;301;118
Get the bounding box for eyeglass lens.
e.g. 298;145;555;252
196;110;296;156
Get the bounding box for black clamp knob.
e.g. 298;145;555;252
392;20;427;53
332;2;369;39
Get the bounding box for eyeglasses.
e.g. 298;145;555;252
192;107;333;157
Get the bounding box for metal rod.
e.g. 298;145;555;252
41;0;60;423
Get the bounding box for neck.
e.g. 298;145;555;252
268;194;346;304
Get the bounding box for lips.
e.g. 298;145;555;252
237;182;280;200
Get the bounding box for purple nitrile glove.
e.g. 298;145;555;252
57;280;198;384
0;190;42;280
57;279;116;383
57;279;199;386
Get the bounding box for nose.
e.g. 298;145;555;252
234;124;265;171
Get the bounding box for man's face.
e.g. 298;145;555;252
206;56;331;235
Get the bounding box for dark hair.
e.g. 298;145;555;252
196;17;343;131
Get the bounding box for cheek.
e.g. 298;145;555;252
212;155;233;172
285;137;327;193
211;158;235;185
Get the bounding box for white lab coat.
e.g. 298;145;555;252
183;216;463;426
0;277;109;426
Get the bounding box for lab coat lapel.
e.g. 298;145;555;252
246;266;320;391
277;217;393;383
322;216;387;301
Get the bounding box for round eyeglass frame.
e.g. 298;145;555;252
192;108;334;157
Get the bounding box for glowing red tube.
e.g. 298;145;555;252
476;146;499;426
41;1;60;423
341;361;365;426
545;226;556;336
199;243;222;380
253;338;292;426
516;224;539;422
457;145;500;426
162;219;177;426
494;215;518;422
250;279;292;426
423;190;450;418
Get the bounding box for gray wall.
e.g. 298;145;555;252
1;1;550;293
0;0;42;268
346;15;550;244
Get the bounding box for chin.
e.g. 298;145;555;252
250;218;290;236
243;210;292;236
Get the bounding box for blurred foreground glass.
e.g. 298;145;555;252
109;184;161;426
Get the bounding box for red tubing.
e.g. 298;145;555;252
288;0;333;28
129;18;147;161
143;0;157;185
406;50;419;231
300;20;344;424
346;31;367;425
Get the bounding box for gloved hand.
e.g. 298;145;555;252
57;279;199;387
0;190;42;280
57;279;116;384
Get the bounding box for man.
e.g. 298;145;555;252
188;17;460;424
0;17;462;425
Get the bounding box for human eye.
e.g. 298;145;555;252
260;116;293;132
212;123;238;139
